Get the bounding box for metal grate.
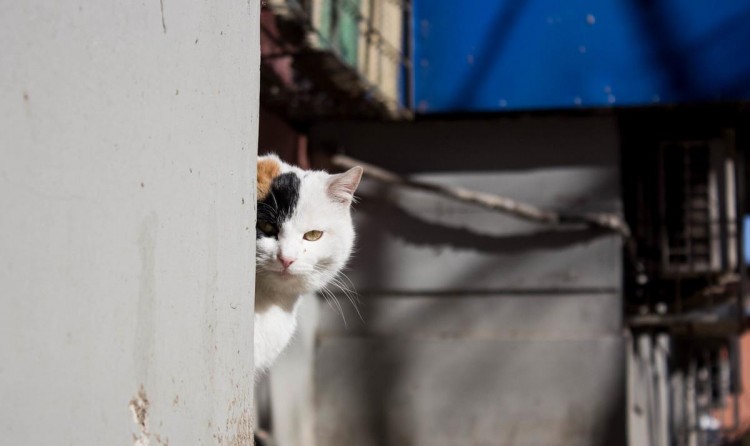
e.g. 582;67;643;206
661;143;715;273
659;140;736;276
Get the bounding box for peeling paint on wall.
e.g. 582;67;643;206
129;385;171;446
212;381;254;446
129;385;150;446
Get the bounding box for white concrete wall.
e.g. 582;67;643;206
0;2;258;444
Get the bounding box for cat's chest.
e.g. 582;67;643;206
254;304;299;371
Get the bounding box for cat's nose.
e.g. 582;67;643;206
277;254;296;269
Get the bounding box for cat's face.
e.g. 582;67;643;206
255;155;362;295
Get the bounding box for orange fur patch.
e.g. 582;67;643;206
257;158;281;200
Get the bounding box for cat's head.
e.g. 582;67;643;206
255;154;363;295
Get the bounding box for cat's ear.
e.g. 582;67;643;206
327;166;363;205
257;155;282;200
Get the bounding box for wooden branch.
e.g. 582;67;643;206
331;154;631;238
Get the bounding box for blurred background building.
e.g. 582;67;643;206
257;1;750;445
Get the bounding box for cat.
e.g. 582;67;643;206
253;154;362;375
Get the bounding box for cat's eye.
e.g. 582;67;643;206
257;221;277;235
303;230;323;241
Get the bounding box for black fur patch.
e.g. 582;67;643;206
256;172;300;239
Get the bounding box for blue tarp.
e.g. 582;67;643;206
413;1;750;112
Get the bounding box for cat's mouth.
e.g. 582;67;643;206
260;262;311;279
268;267;298;278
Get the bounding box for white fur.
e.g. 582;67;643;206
254;302;301;371
254;156;361;375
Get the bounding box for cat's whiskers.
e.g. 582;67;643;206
318;285;345;324
312;264;362;323
335;271;361;304
328;277;363;322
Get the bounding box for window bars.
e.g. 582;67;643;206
659;140;739;276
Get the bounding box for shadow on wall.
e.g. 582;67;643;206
311;117;624;445
318;213;626;445
356;193;610;255
312;118;619;174
314;191;626;445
